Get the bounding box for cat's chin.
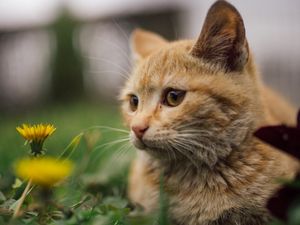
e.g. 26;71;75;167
133;140;171;159
131;137;165;155
131;135;175;160
131;137;147;150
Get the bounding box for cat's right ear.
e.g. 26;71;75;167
130;29;167;62
190;0;249;72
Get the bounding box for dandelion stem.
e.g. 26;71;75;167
13;179;32;218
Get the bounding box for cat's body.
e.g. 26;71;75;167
120;1;299;224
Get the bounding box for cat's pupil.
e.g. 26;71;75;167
164;89;186;107
170;91;178;101
129;95;138;111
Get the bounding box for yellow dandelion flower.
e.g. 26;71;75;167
14;157;73;187
16;124;56;142
16;124;56;155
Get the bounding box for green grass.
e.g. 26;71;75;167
0;101;170;225
0;101;131;188
0;101;121;169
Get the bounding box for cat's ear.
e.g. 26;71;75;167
131;28;167;61
190;0;249;72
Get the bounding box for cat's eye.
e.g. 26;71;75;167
163;89;186;107
129;94;139;112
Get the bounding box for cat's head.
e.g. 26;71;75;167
120;1;261;167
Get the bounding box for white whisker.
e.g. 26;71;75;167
84;56;130;74
112;142;133;162
93;138;130;152
170;140;200;169
87;69;130;80
92;37;131;64
113;20;130;42
82;125;129;134
89;138;130;165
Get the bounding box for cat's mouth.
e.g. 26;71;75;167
130;134;147;150
131;135;165;152
132;138;169;155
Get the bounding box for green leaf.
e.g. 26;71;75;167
13;181;27;200
12;178;23;189
59;133;83;159
288;201;300;225
127;213;155;225
102;197;128;209
157;174;170;225
0;191;6;203
269;220;285;225
25;211;38;217
1;198;16;211
9;198;20;211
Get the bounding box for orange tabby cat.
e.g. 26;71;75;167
120;1;299;224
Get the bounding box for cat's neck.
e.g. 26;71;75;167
139;138;273;188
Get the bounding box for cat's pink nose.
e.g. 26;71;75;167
132;125;149;139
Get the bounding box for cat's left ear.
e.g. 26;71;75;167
190;0;249;72
130;28;167;62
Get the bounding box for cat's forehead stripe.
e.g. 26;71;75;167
135;66;164;94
